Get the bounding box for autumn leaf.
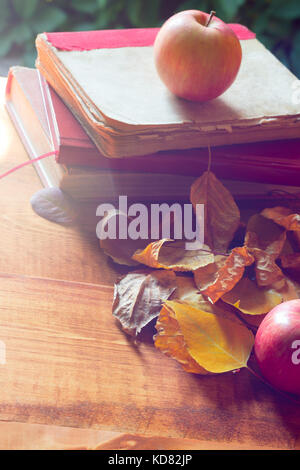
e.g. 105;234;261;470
132;239;214;271
248;249;285;287
281;237;295;256
237;312;267;329
99;209;149;266
112;270;177;336
190;170;240;252
222;277;282;315
170;276;243;322
155;300;254;374
261;206;300;232
277;276;300;300
245;214;286;286
293;231;300;250
246;213;286;251
279;253;300;283
154;304;209;374
234;276;300;329
194;246;254;303
193;255;226;292
280;253;300;270
170;275;202;305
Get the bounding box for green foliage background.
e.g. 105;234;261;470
0;0;299;77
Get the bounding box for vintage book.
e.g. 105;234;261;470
36;26;300;159
5;66;300;188
5;68;300;202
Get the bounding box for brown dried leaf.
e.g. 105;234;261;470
279;253;300;283
261;206;300;231
170;276;202;305
245;214;286;286
190;171;240;252
99;209;148;266
238;312;267;328
112;269;177;336
278;277;300;300
132;239;214;271
293;231;300;250
245;214;286;252
194;246;254;303
248;248;285;286
193;255;227;292
280;253;300;269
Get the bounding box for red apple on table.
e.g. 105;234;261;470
254;300;300;396
154;10;242;102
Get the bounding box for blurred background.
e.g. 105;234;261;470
0;0;299;77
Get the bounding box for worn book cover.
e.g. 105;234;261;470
36;26;300;158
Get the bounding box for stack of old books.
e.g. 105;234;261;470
5;25;300;202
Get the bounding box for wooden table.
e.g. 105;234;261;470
0;76;299;451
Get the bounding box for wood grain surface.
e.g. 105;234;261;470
0;77;299;450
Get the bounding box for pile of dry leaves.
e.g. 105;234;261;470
100;169;300;376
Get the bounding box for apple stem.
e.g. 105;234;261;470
205;10;216;27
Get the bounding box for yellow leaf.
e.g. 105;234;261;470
154;304;208;375
157;300;254;374
222;277;282;315
190;171;240;252
171;276;243;323
132;239;214;272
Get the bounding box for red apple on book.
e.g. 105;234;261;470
154;10;242;102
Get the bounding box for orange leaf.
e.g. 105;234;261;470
194;246;254;303
132;239;214;271
190;171;240;252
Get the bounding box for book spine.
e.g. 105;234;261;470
38;70;60;156
5;67;64;188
